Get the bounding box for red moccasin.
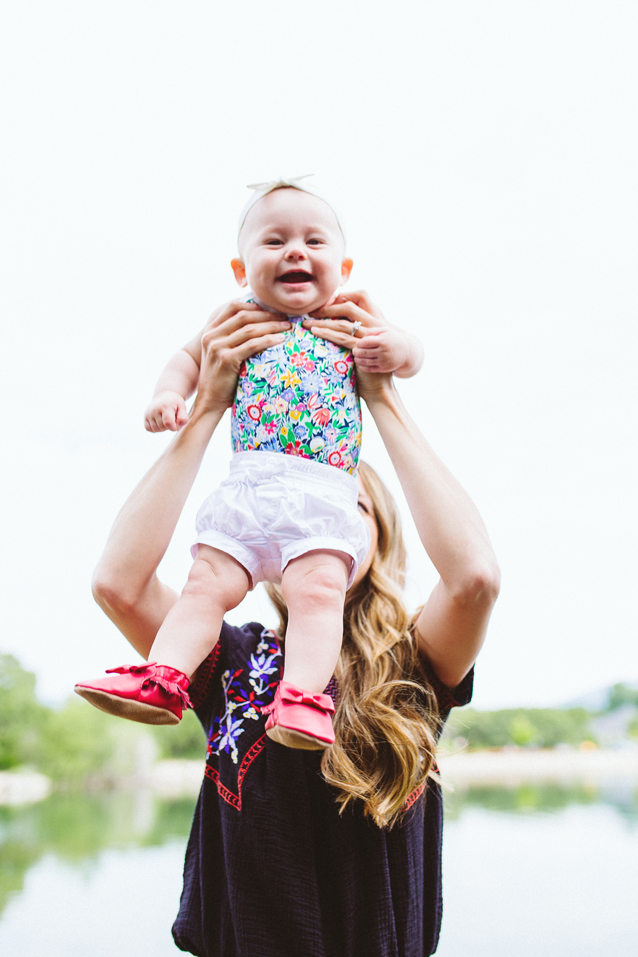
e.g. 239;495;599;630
262;680;335;750
74;663;191;725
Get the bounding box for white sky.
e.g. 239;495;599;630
1;1;636;709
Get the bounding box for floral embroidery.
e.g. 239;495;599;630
207;629;282;764
231;315;362;475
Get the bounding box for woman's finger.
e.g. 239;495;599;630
232;332;288;363
213;307;287;337
205;299;268;329
221;319;291;350
329;290;387;324
201;317;289;358
304;323;358;350
304;318;365;338
309;301;374;326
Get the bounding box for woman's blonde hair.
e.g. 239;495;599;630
266;461;440;828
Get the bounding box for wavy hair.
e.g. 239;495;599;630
265;461;440;828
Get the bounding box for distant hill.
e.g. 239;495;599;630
443;683;638;751
562;681;638;713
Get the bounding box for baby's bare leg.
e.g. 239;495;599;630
149;545;250;677
280;550;350;694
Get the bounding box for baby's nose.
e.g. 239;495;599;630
285;243;307;260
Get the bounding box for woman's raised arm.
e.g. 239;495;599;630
305;290;500;688
92;302;290;658
364;374;500;688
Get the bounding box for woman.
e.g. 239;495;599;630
92;292;500;957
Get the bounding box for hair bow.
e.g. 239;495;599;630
246;174;314;193
237;174;346;243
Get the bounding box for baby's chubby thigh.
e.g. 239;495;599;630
279;549;350;692
280;549;350;615
189;545;252;611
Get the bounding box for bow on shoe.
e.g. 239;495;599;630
278;684;335;714
106;664;151;675
106;663;192;710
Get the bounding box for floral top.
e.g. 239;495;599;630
231;314;362;475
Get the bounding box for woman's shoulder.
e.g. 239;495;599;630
417;652;475;715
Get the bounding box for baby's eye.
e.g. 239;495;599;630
265;239;283;246
307;238;325;246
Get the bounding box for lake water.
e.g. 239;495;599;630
0;782;636;956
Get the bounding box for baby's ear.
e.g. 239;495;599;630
340;258;353;284
231;258;248;287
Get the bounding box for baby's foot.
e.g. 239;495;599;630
74;663;191;725
262;680;335;750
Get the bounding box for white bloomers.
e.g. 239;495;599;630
192;451;371;588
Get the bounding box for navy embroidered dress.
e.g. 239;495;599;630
172;621;473;957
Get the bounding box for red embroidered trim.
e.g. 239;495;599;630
403;780;427;811
204;733;267;811
403;761;440;811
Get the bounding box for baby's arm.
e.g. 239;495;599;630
144;331;203;432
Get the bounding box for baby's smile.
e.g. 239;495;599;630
278;269;314;285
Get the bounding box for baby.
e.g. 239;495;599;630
76;178;423;749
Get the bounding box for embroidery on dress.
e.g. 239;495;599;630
207;629;282;764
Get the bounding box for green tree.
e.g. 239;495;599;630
509;714;537;747
443;706;596;749
35;698;120;783
0;654;48;770
606;683;638;712
151;709;207;760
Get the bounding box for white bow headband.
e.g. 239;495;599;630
237;175;346;242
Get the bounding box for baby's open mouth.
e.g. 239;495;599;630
278;271;314;284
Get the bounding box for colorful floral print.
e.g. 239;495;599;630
207;629;282;765
231;316;362;475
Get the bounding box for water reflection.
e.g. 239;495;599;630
0;792;197;916
1;781;637;921
444;779;638;824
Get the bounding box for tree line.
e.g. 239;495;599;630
2;654;637;784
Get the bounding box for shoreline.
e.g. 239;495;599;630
437;747;638;785
3;748;637;805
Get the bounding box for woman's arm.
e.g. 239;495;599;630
364;375;500;688
305;291;500;688
92;301;290;659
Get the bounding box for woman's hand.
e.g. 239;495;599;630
302;291;423;386
300;291;386;403
192;300;291;417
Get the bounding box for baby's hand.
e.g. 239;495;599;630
304;292;424;378
353;326;413;375
144;391;189;432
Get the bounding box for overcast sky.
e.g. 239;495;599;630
1;1;637;709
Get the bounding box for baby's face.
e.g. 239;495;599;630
231;188;352;316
